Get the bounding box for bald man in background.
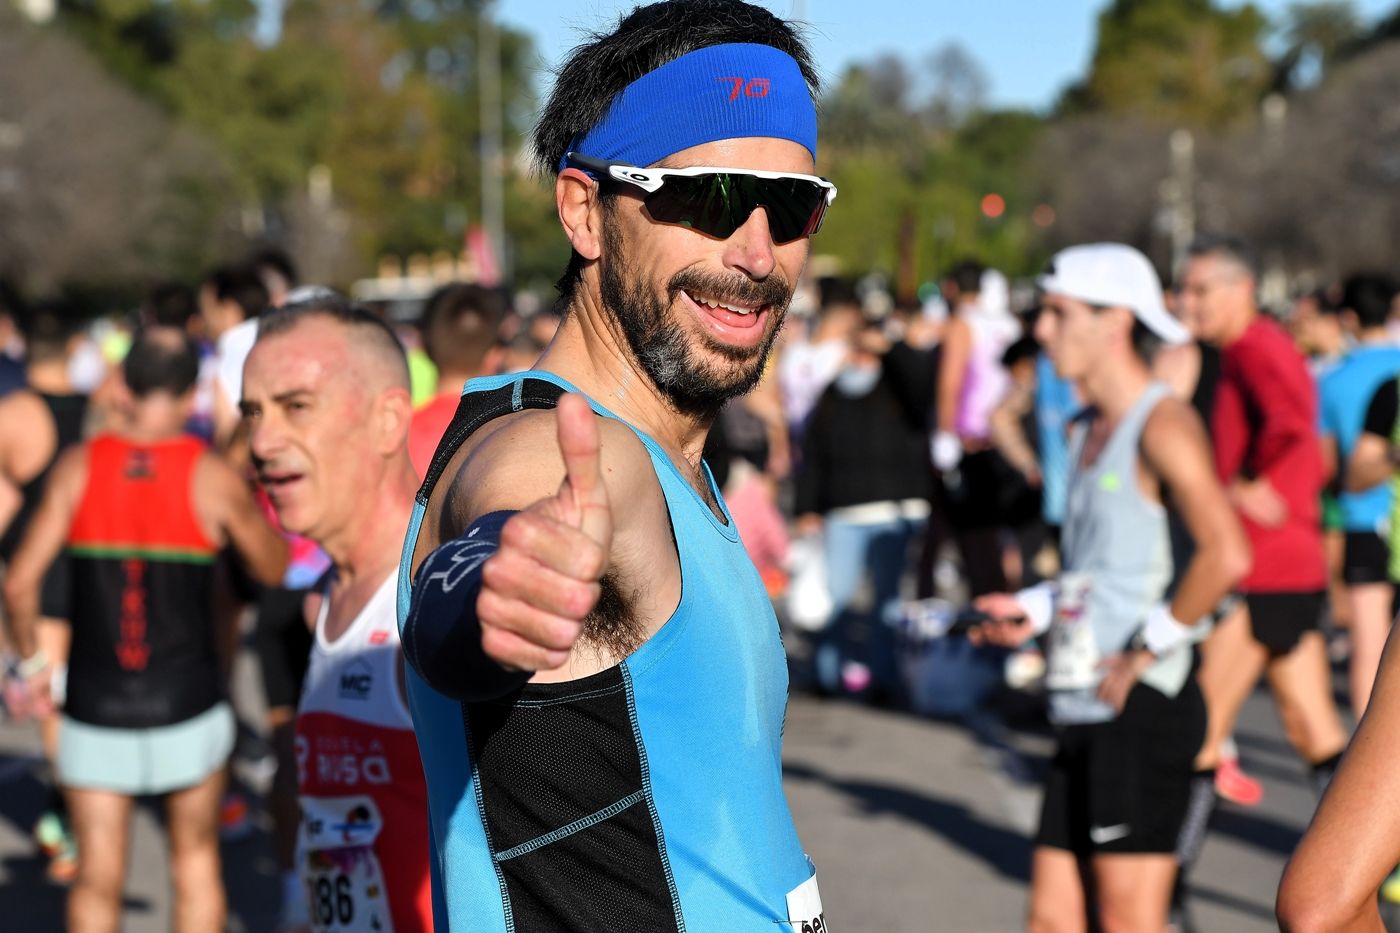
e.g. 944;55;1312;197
240;293;432;932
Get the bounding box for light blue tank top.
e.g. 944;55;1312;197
396;371;817;931
1054;383;1188;724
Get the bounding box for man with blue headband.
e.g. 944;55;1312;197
396;2;833;930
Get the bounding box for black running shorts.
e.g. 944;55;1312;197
1036;680;1206;856
1243;591;1326;656
1343;531;1391;586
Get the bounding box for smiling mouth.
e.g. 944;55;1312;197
680;288;763;317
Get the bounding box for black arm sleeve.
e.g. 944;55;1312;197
400;510;532;702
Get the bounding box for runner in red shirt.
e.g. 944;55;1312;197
1178;234;1347;818
407;284;505;478
242;293;432;932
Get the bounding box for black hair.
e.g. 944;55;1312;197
1001;334;1041;369
249;247;299;291
142;281;197;329
1130;317;1163;364
1341;273;1397;331
123;328;200;398
203;264;270;322
257;288;409;386
420;283;506;373
1087;303;1163;364
1187;233;1259;282
0;279;24;323
20;300;81;362
818;276;860;310
947;260;985;295
533;0;820;302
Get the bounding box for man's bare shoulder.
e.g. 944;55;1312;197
1143;395;1205;442
448;407;657;528
1141;395;1211;474
191;445;244;496
0;391;52;440
0;388;43;416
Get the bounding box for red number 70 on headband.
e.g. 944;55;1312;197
718;77;771;101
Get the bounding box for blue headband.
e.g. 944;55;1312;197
562;43;817;171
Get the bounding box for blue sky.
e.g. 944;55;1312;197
497;0;1399;110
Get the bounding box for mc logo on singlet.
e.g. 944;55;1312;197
338;659;373;700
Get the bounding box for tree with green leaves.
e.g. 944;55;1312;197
48;0;551;286
818;46;1048;294
1064;0;1272;127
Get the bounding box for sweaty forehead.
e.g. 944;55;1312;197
245;320;353;397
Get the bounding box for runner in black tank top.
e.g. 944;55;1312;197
2;327;289;932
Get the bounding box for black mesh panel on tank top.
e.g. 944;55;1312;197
466;627;679;931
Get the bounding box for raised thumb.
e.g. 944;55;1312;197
555;393;612;548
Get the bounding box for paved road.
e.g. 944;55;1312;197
0;652;1375;932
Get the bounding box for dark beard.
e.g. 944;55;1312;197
599;219;791;419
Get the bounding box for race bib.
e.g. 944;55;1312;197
300;795;395;933
1045;573;1099;692
786;872;828;932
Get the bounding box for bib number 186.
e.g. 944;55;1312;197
310;874;355;927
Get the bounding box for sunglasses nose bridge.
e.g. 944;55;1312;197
720;205;780;279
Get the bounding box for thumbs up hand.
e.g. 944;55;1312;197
477;394;613;672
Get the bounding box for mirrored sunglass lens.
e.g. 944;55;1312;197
644;173;827;241
751;177;826;242
644;174;742;237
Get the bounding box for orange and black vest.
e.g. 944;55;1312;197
64;434;221;728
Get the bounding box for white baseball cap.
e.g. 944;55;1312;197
1037;243;1189;345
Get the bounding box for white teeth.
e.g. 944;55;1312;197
687;290;755;315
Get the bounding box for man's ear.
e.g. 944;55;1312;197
1109;306;1136;344
557;168;604;262
375;387;414;457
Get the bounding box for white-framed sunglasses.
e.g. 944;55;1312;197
565;151;837;243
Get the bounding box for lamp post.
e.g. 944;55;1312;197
479;0;505;284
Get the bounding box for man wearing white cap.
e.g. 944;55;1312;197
974;243;1250;932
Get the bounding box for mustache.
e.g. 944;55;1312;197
667;267;793;312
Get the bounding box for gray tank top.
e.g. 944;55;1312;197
1050;382;1190;724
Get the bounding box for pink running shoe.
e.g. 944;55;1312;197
1215;757;1263;807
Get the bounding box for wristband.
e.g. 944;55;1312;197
1014;582;1056;637
16;650;49;680
1132;603;1194;657
931;431;962;472
403;511;532;702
